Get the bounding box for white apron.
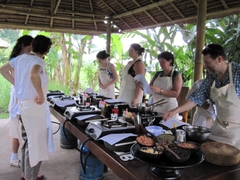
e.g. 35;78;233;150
19;75;54;167
98;62;115;99
152;70;182;120
209;63;240;149
118;62;143;107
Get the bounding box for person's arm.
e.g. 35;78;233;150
30;64;45;105
163;100;196;121
151;73;183;98
132;61;146;107
0;62;14;85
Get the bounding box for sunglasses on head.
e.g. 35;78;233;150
203;45;220;54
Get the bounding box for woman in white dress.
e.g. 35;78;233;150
8;35;33;167
118;43;146;107
97;50;118;99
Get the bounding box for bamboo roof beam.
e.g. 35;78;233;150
1;23;118;35
150;0;172;21
5;0;11;3
101;0;133;29
220;0;229;9
170;2;184;18
25;0;34;25
54;0;61;14
72;0;74;29
0;7;108;22
89;0;98;31
0;3;106;17
132;0;158;24
115;0;143;27
113;0;175;19
190;0;198;7
122;6;240;32
50;0;54;28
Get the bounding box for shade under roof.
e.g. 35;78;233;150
0;0;239;35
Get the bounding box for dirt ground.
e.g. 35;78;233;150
0;116;120;180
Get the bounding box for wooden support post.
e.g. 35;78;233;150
194;0;207;82
191;0;207;122
106;18;111;54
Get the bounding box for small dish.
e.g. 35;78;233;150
146;126;163;136
177;141;199;153
138;146;163;159
157;134;175;142
136;134;155;147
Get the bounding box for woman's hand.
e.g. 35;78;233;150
34;95;45;105
163;109;177;121
99;83;108;89
131;98;138;108
150;85;161;93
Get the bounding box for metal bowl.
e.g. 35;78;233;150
182;125;212;142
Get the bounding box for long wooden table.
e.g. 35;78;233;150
50;107;240;180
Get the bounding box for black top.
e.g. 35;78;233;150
128;59;142;77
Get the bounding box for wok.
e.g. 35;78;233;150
136;99;167;113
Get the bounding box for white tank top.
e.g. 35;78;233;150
9;53;48;101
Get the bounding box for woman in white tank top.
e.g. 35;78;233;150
97;50;118;99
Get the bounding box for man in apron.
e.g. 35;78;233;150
163;43;240;150
0;35;54;180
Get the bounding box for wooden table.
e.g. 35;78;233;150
50;107;240;180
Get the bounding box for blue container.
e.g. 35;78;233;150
60;124;78;149
79;145;104;180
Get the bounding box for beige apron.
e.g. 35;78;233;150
209;63;240;149
19;75;54;167
98;62;115;99
152;70;182;120
118;62;143;107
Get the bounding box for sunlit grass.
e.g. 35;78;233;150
0;76;70;118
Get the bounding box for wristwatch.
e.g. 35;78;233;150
160;89;163;95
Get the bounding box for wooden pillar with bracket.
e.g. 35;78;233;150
106;18;111;54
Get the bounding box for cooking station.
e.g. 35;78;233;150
50;106;240;180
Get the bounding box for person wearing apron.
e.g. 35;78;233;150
186;79;216;128
96;50;118;99
0;35;54;180
7;35;33;168
118;43;146;107
163;44;240;150
150;51;183;120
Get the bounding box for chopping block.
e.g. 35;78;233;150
201;142;240;166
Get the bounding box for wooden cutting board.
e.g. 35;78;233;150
201;142;240;166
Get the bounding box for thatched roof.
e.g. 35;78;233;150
0;0;239;35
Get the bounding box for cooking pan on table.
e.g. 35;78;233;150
136;99;167;114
